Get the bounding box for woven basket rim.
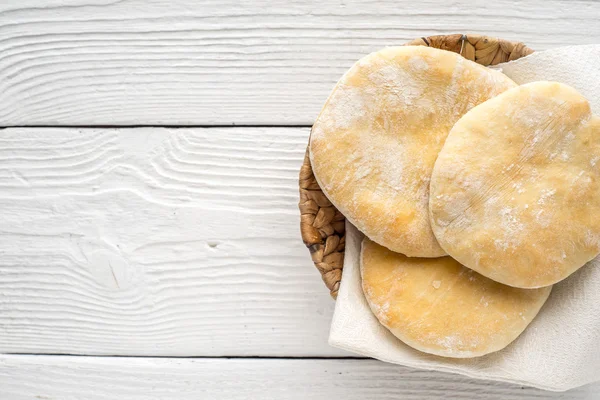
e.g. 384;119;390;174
298;33;534;299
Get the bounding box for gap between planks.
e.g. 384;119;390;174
0;124;314;129
4;353;365;360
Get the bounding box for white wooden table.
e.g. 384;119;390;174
1;1;600;398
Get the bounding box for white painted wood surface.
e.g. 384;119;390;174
1;0;600;125
2;0;600;397
1;355;599;399
0;127;349;356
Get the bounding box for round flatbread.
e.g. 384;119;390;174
430;81;600;288
310;46;516;257
360;238;551;358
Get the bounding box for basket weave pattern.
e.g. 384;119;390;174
299;34;534;299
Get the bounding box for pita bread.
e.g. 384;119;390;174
310;46;516;257
430;82;600;288
360;238;551;358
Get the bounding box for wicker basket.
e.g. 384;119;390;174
298;34;534;299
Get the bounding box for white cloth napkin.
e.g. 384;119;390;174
329;45;600;392
497;44;600;114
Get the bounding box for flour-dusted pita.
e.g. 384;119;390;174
310;46;516;257
430;81;600;288
360;238;551;358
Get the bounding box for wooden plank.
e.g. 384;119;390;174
0;127;348;356
1;0;599;125
0;355;598;399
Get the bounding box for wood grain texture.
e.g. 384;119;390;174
1;0;600;125
1;355;599;399
0;127;349;356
